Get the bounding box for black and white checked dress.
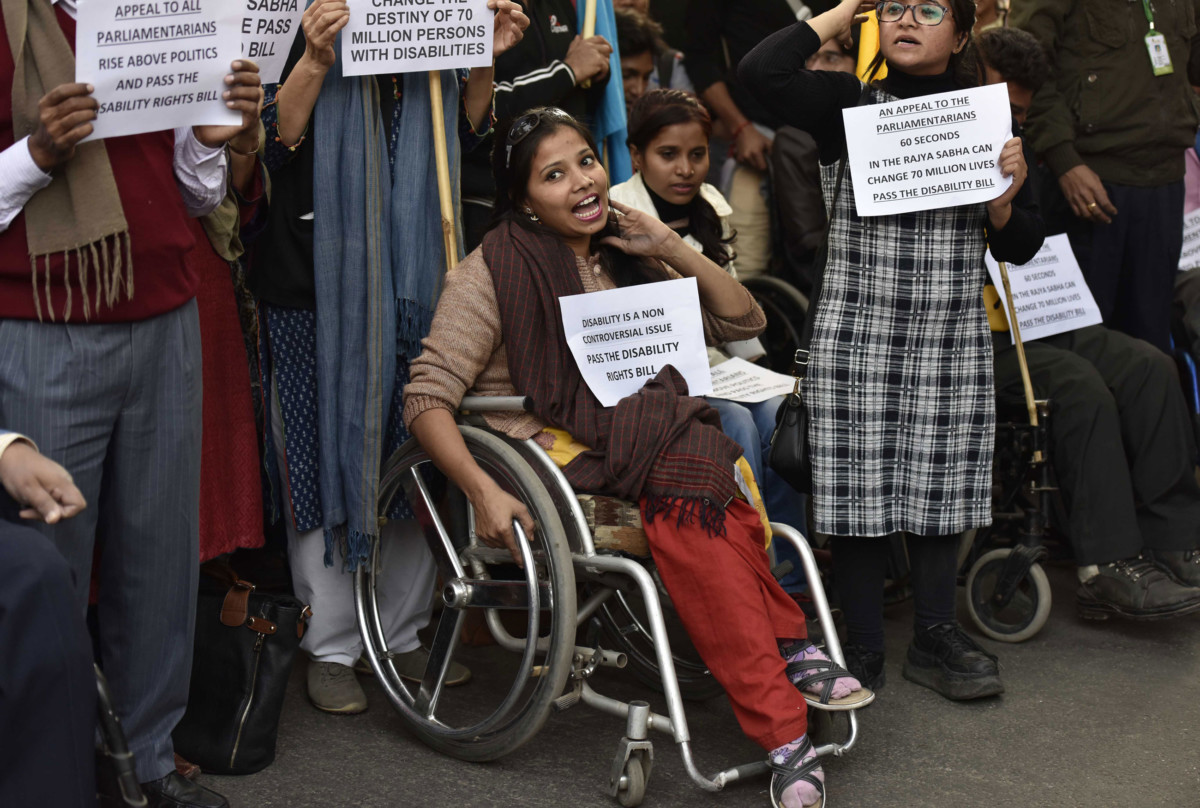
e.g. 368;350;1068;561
807;90;995;538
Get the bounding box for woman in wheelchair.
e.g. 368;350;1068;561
402;107;871;808
608;89;809;590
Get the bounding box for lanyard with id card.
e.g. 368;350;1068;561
1142;0;1175;76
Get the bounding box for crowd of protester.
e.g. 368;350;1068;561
4;0;1200;807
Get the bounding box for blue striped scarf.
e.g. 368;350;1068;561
312;44;462;569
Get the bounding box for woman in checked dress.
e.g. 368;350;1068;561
741;0;1043;699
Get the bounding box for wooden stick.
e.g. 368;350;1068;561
998;260;1042;453
428;70;458;271
580;0;597;89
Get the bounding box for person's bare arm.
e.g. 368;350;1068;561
699;81;772;171
276;0;348;145
409;409;533;564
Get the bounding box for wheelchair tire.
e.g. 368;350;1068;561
355;426;576;762
616;756;646;808
965;548;1052;643
740;275;809;374
593;569;726;703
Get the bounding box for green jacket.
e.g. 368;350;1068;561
1012;0;1200;187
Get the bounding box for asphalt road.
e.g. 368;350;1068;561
206;564;1200;808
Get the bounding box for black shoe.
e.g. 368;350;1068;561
841;643;886;692
1143;549;1200;589
1077;557;1200;621
901;623;1004;701
141;772;229;808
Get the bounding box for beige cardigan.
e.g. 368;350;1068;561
401;246;767;439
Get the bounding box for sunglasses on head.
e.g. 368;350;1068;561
505;108;573;169
876;1;950;26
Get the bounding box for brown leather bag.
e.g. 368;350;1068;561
173;561;311;775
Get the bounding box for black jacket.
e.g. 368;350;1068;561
462;0;607;198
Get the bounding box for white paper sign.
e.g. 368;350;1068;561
77;0;242;140
1180;209;1200;272
843;84;1013;217
341;0;492;77
985;234;1103;344
243;0;304;84
709;357;795;404
559;278;713;407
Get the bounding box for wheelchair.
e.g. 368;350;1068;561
956;395;1059;644
353;397;861;806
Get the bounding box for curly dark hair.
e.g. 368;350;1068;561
614;7;664;58
975;27;1049;93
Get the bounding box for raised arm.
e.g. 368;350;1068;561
738;3;871;156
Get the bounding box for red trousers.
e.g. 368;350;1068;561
640;497;810;750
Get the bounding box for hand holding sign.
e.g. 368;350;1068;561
985;136;1028;228
193;60;265;148
28;83;99;171
489;0;529;58
303;0;350;69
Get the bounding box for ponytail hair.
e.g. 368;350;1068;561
626;89;736;269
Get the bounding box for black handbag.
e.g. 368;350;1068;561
769;87;870;494
173;561;311;775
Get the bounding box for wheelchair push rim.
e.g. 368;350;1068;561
354;426;577;762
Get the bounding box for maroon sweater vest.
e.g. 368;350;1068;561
0;6;199;322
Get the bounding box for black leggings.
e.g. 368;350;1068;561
830;534;960;654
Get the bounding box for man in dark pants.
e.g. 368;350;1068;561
1013;0;1200;354
0;430;94;808
993;326;1200;619
980;27;1200;620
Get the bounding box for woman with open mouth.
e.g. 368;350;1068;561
403;107;875;808
740;1;1043;702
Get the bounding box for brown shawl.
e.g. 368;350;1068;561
482;220;740;535
3;0;130;321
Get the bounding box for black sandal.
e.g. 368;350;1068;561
785;653;875;712
769;734;825;808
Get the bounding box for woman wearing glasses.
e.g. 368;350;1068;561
403;107;873;808
740;0;1043;700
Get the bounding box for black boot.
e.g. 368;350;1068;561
841;643;885;691
140;772;229;808
902;623;1003;700
1078;557;1200;620
1143;549;1200;589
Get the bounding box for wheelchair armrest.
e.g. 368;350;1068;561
459;395;532;413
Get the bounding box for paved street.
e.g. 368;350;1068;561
208;564;1200;808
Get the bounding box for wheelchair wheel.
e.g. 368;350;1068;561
741;275;809;374
593;567;725;702
965;548;1052;643
355;426;576;762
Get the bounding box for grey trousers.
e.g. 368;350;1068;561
993;324;1200;564
0;300;202;782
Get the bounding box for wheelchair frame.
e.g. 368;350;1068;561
354;396;861;806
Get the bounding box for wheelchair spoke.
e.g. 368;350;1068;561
402;467;467;580
414;606;466;719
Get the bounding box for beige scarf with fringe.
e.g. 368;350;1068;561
4;0;130;321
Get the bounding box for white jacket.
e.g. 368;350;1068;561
609;173;738;279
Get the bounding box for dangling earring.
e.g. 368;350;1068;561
524;207;540;223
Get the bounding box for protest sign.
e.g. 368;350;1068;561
985;234;1103;344
341;0;493;77
76;0;242;141
559;277;712;407
709;357;795;404
842;83;1012;217
243;0;305;84
1181;209;1200;272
